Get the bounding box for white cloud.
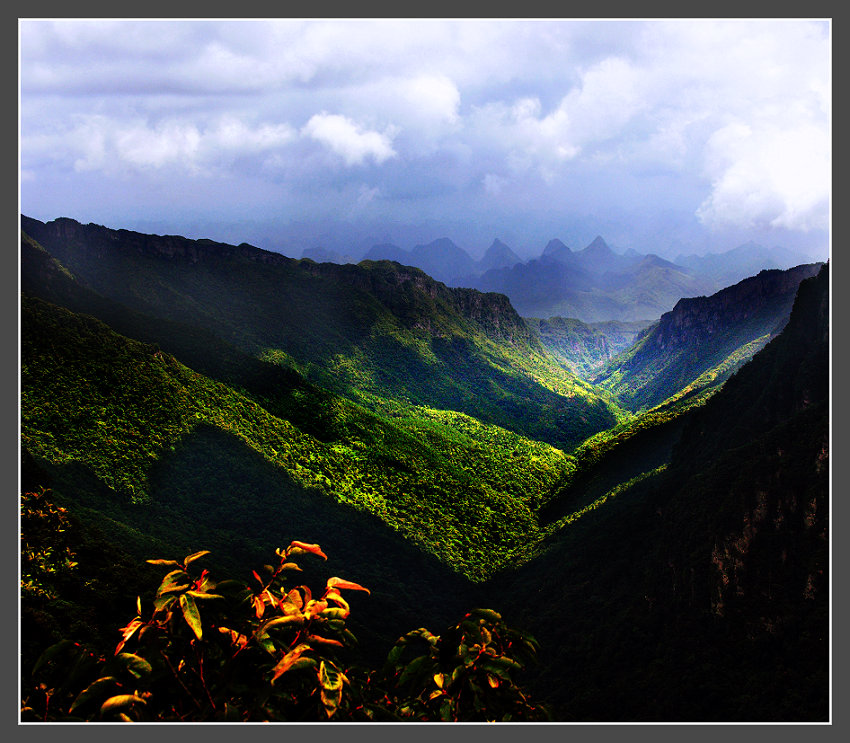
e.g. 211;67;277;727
29;115;296;175
302;113;397;166
696;121;829;232
402;75;461;125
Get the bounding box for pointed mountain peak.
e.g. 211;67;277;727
479;239;522;273
543;238;570;255
484;238;517;256
583;235;612;254
419;237;461;252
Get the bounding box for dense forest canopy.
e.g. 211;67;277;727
20;218;829;722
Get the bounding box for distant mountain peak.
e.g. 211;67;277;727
478;239;522;275
583;236;612;254
543;239;570;256
419;237;461;251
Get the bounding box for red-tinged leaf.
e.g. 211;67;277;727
487;674;500;689
69;676;119;713
286;589;304;610
136;596;142;616
218;627;249;650
145;559;180;567
251;570;264;587
320;607;349;620
287;541;328;560
100;694;146;716
252;595;265;619
179;593;202;640
183;550;210;567
324;588;350;614
259;615;305;633
270;643;311;684
306;634;344;648
303;599;328;619
186;590;223;600
326;577;370;594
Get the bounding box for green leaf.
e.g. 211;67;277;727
69;676;119;713
32;639;74;676
179;592;202;640
387;643;406;668
319;660;344;718
156;569;190;594
398;654;429;686
115;653;152;680
469;608;502;624
153;594;176;613
157;583;191;596
145;559;181;567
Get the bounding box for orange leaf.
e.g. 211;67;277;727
270;643;311;684
252;595;265;619
286;588;304;610
218;627;249;650
114;619;143;655
306;634;344;648
287;541;328;560
303;600;328;620
324;588;350;614
326;577;370;595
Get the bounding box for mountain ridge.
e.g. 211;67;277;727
594;263;823;411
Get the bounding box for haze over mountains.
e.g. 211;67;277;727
305;233;818;323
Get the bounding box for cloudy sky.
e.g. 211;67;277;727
19;19;831;260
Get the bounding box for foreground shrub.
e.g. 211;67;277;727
21;504;548;722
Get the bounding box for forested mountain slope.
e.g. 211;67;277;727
22;216;621;451
525;316;650;379
492;264;829;720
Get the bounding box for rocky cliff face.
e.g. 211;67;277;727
594;262;824;412
654;264;822;351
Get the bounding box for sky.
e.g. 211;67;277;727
19;19;831;261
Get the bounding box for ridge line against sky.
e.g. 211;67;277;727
19;18;830;261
